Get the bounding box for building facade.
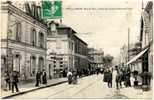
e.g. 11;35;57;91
128;42;142;73
88;48;104;68
47;21;90;77
1;2;47;81
120;44;128;66
47;22;75;78
73;35;88;74
140;1;153;75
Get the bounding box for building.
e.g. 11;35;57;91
140;1;153;75
128;42;142;72
139;1;153;89
1;2;47;81
121;43;142;73
73;35;89;74
120;44;128;66
47;21;76;78
47;21;90;77
126;1;153;89
88;48;104;68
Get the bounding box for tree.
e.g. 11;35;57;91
103;54;114;67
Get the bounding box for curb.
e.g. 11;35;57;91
2;80;68;99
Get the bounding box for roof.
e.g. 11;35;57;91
57;24;77;34
74;35;88;45
1;1;48;29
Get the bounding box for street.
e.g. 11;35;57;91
1;1;153;99
11;71;152;99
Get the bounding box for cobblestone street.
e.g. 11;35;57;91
11;71;152;99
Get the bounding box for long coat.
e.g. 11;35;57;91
10;71;19;83
42;72;47;84
36;72;41;81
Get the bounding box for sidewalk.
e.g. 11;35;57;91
119;86;152;99
121;75;153;99
111;70;153;99
116;78;153;99
1;78;67;99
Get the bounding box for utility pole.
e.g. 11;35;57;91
127;28;130;68
142;0;144;10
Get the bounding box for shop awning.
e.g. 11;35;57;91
126;48;149;65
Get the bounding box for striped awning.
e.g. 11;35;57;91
126;48;149;65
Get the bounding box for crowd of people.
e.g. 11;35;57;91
3;71;19;93
35;69;47;87
3;69;48;93
3;66;139;93
103;66;132;90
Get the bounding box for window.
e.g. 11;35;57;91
31;28;37;46
38;57;44;71
15;22;22;41
39;32;44;48
13;54;21;74
30;56;36;76
1;57;6;76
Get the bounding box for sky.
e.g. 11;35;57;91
60;0;149;58
10;0;150;58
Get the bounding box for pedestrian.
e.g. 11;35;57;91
111;67;113;73
67;70;73;84
115;71;121;90
103;69;108;82
42;70;47;85
10;71;19;93
123;67;127;87
125;67;131;87
72;71;78;84
35;70;42;87
128;67;131;86
4;72;11;91
62;70;67;77
121;68;125;82
77;70;80;78
107;69;112;88
119;70;123;88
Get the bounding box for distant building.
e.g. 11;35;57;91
120;44;128;66
1;2;47;81
88;48;104;68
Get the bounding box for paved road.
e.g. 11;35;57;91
11;71;152;99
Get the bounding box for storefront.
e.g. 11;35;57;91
126;47;152;90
